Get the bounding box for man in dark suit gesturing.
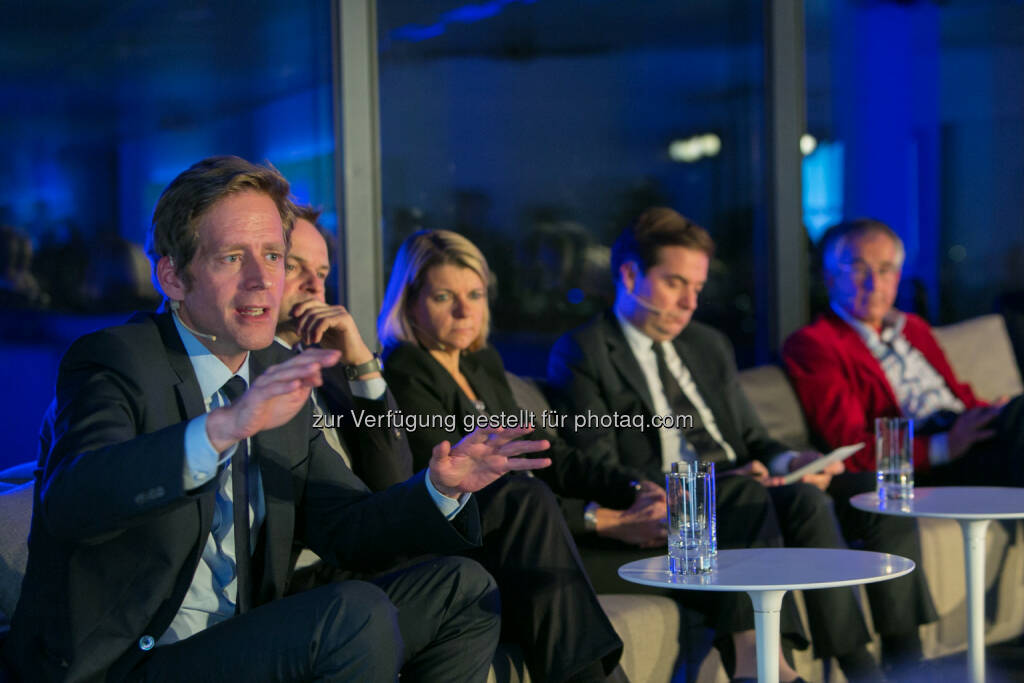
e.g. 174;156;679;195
3;156;550;682
548;208;900;681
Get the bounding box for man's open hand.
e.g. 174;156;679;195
948;405;1003;460
206;348;341;452
428;427;552;497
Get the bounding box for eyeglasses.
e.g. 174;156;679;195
836;261;899;284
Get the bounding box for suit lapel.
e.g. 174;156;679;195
149;311;217;589
672;328;742;455
152;312;207;421
672;331;713;411
825;313;901;409
603;313;656;414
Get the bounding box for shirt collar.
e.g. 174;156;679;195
615;308;664;358
831;302;906;345
172;312;250;400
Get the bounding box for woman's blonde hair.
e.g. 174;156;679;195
378;229;491;351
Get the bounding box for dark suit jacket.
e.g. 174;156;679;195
4;312;480;682
382;341;639;510
312;359;414;492
782;311;983;473
547;311;788;483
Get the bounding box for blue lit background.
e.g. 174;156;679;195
2;0;1024;470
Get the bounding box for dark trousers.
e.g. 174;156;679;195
767;482;872;658
921;394;1024;487
470;473;623;683
576;475;808;648
828;472;938;638
132;556;499;683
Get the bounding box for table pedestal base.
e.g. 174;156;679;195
750;589;786;683
962;519;991;683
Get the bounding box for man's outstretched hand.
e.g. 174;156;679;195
428;427;552;497
206;348;342;452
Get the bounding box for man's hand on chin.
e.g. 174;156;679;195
289;300;375;368
427;427;552;498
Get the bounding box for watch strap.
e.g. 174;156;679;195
344;354;382;380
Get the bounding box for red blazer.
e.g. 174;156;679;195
782;311;983;473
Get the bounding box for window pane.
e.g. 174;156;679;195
805;0;1024;331
0;1;335;470
379;0;767;374
1;1;336;316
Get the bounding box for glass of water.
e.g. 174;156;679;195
666;461;715;575
875;417;914;500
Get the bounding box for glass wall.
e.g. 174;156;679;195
1;1;337;315
0;1;336;468
805;0;1024;336
378;0;769;374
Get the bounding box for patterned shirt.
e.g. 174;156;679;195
832;304;963;465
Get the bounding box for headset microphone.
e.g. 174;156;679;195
625;288;666;317
170;302;218;342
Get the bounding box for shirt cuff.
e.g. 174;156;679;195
769;450;799;476
424;467;471;520
350;376;387;401
183;414;237;491
928;433;951;467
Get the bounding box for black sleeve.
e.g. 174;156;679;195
297;422;481;571
37;332;201;542
316;363;413;491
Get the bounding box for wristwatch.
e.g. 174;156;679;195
583;502;600;533
343;354;382;380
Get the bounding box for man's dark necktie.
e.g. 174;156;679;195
219;376;252;614
651;342;728;463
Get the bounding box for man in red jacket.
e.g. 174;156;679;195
783;217;1024;672
783;218;1022;482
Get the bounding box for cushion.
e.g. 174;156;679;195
737;365;814;450
599;594;681;683
933;314;1024;402
0;482;33;618
0;461;35;486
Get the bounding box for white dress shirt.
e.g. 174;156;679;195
160;315;265;644
615;312;737;472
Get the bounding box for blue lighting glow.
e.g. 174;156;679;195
391;0;538;43
802;141;844;244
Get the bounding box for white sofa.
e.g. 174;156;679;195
495;313;1024;683
2;315;1021;682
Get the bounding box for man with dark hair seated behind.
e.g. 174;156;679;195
2;156;552;682
783;216;1024;669
548;207;897;682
